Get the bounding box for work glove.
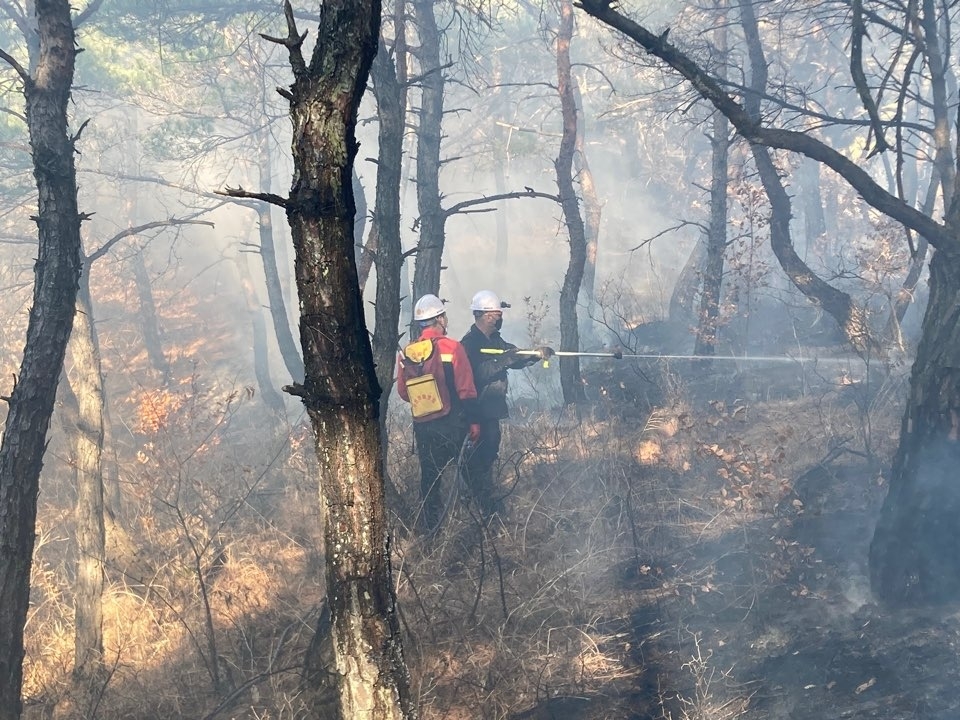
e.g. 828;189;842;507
537;346;555;360
468;423;481;444
500;348;522;367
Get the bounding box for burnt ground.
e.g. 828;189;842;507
400;349;960;720
592;359;960;720
625;476;960;720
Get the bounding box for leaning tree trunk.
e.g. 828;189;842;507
555;0;587;404
740;0;869;351
250;2;413;717
66;266;107;706
0;2;83;717
869;249;960;603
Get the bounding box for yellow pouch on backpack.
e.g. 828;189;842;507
406;373;444;418
403;339;434;363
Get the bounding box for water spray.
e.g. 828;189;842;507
480;348;862;365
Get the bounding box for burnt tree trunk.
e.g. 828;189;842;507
0;2;83;717
555;0;587;404
869;249;960;603
370;33;406;413
572;78;601;330
695;13;729;358
409;0;445;307
256;2;413;716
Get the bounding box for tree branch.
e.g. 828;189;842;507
261;0;308;81
443;189;560;219
850;0;890;156
74;0;105;27
87;218;214;264
0;47;28;83
575;0;953;251
218;186;289;209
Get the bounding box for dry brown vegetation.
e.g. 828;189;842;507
21;341;924;719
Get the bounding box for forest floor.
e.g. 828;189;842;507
396;353;960;720
22;334;960;720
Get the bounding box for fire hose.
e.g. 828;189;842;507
480;348;856;365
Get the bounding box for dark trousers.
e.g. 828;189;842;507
413;419;465;532
464;418;502;518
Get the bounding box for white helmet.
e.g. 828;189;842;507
414;294;446;321
470;289;505;312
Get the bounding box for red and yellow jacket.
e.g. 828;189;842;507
397;326;478;422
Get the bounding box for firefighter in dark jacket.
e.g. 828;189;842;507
460;290;553;519
397;294;480;533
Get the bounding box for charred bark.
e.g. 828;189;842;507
409;0;445;309
370;33;406;413
555;0;587;404
0;1;83;717
263;1;413;716
870;249;960;603
695;11;729;358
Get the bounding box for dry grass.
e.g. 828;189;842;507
19;356;904;719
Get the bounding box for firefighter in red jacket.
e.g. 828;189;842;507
397;294;480;533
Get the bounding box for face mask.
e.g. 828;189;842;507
494;318;503;331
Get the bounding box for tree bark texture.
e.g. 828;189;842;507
274;1;413;717
67;270;107;698
555;0;587;404
869;249;960;603
695;13;729;358
0;1;83;717
572;78;600;325
370;35;406;409
410;0;446;307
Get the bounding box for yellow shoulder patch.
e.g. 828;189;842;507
403;339;435;364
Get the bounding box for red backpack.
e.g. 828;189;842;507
400;338;452;422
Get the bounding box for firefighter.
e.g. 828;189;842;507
397;294;480;533
461;290;553;519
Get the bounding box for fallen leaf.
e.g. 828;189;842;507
855;677;876;694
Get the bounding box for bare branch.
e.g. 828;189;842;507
74;0;105;27
218;186;289;209
443;189;561;218
261;0;308;81
0;47;28;83
575;0;952;250
87;218;214;264
850;0;890;156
